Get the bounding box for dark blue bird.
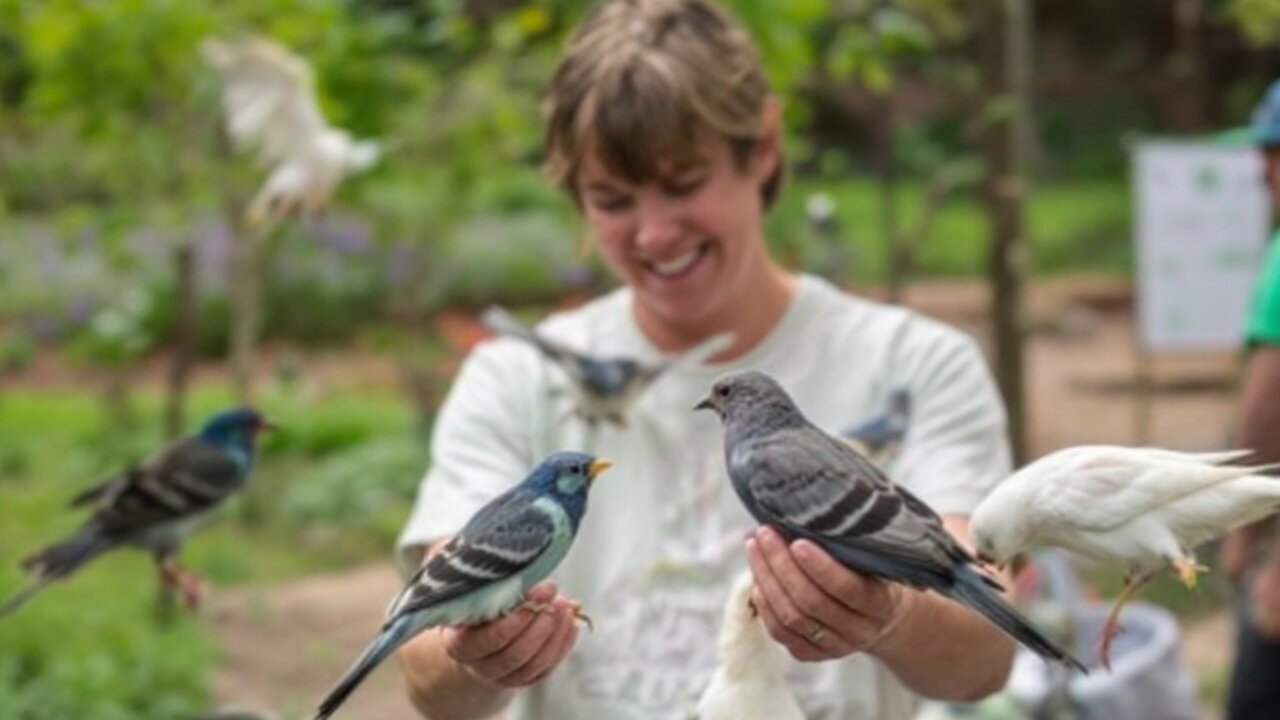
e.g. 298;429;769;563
314;451;612;719
0;407;274;619
697;371;1085;672
480;305;731;428
842;387;911;466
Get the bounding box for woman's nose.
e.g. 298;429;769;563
634;195;682;252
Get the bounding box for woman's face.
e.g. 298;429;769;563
575;133;779;336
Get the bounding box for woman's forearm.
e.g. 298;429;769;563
398;628;513;720
870;586;1015;702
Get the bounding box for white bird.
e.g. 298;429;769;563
970;445;1280;668
696;571;804;720
202;37;380;229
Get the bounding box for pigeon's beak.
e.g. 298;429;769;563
256;419;279;435
587;458;613;481
694;395;715;413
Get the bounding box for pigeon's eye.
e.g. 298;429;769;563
716;385;731;399
571;463;584;475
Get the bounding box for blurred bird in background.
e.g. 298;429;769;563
0;408;274;619
970;445;1280;668
202;37;381;230
842;387;912;467
313;451;611;719
481;305;733;429
697;570;804;720
805;192;855;286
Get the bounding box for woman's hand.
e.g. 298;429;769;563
745;526;915;662
441;582;582;687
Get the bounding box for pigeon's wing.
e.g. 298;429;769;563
69;470;132;508
479;306;591;381
1035;451;1271;532
202;37;327;165
739;428;963;585
390;491;556;617
91;438;244;534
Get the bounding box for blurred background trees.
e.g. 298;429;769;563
2;0;1280;717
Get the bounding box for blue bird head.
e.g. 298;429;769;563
198;407;275;455
524;451;612;529
577;357;640;395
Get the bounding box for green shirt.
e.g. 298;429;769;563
1247;229;1280;346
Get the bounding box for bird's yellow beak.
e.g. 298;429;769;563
587;458;613;480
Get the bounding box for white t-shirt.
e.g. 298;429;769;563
397;275;1012;720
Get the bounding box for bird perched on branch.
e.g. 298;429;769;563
697;570;804;720
480;305;733;429
970;445;1280;669
696;370;1085;672
314;451;612;720
0;408;274;619
842;387;911;467
202;37;380;230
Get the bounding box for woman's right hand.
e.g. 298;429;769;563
441;582;582;688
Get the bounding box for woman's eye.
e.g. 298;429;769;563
588;194;632;213
665;176;706;196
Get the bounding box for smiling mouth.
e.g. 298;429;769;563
643;242;710;279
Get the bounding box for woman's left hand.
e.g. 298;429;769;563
745;525;916;662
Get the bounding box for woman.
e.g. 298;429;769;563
397;1;1016;718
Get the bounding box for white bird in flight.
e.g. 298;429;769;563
696;570;804;720
202;37;380;229
970;445;1280;668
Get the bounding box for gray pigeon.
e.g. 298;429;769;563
696;370;1085;672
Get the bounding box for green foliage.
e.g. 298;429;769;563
775;177;1132;280
0;567;216;720
282;434;426;543
0;329;37;373
1227;0;1280;45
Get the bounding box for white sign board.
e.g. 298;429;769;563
1134;141;1271;352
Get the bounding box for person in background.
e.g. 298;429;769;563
1221;76;1280;720
394;1;1017;718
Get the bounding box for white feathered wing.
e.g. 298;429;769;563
202;37;380;228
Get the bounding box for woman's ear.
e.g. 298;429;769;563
752;97;783;183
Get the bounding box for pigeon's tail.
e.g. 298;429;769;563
1;530;108;621
22;529;109;581
315;614;417;720
0;578;52;620
949;564;1088;674
480;307;559;356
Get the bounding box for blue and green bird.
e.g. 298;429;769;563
314;450;612;720
0;407;274;619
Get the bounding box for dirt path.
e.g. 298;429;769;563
206;276;1247;719
206;565;416;720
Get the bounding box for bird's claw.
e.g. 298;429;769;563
569;601;594;632
1172;556;1208;588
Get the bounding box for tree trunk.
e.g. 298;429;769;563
165;242;197;438
975;0;1032;464
229;220;263;406
1168;0;1208;133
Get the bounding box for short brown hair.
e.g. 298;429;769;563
543;0;783;208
